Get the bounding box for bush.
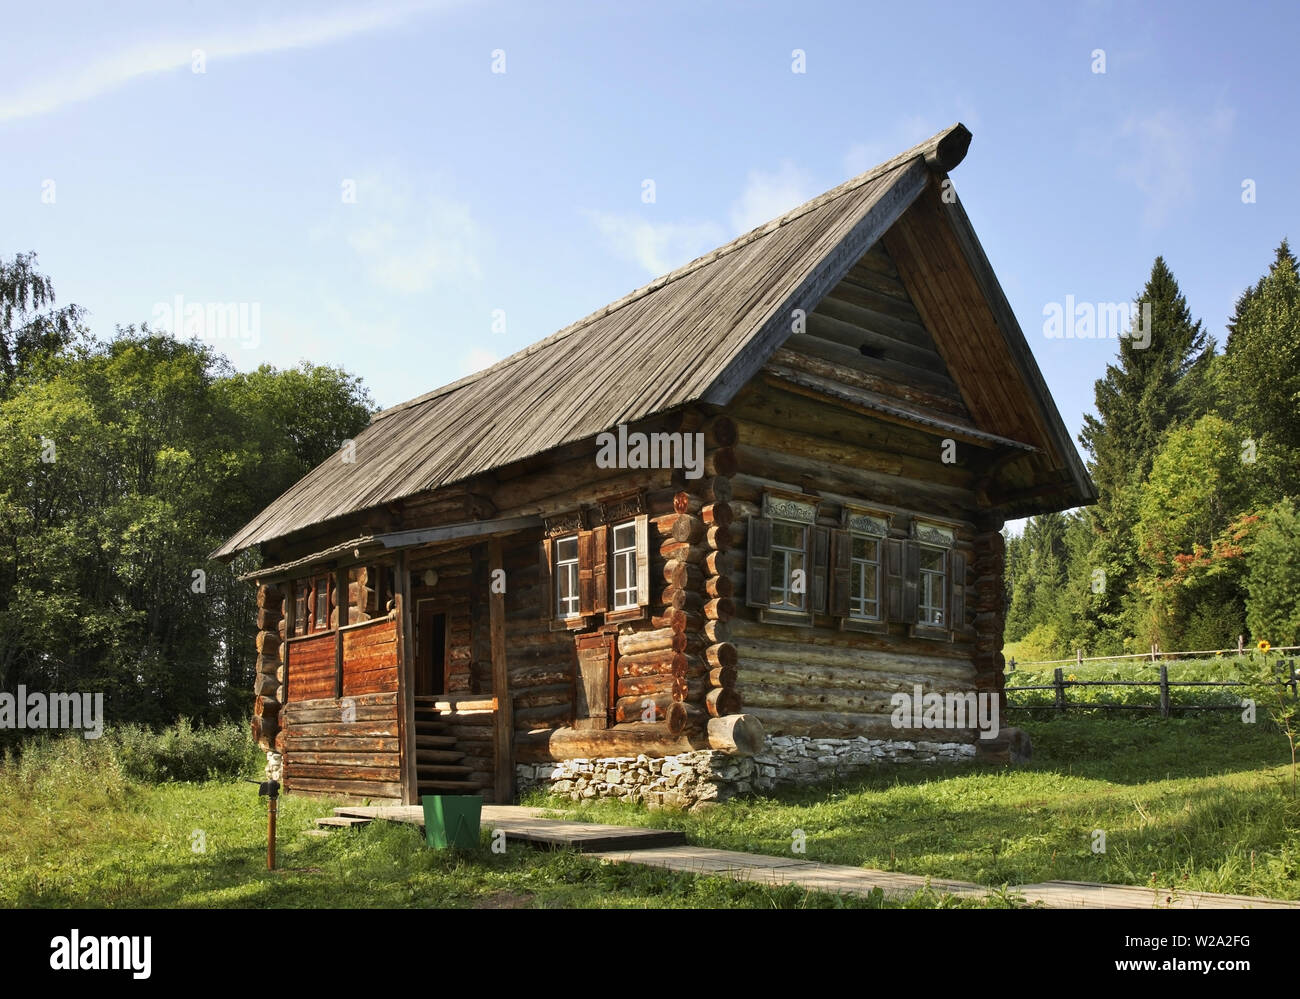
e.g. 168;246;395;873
1006;622;1064;664
111;718;262;783
1246;497;1300;647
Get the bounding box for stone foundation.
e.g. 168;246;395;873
516;734;977;810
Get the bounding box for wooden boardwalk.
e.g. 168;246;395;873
322;805;1298;909
331;804;686;851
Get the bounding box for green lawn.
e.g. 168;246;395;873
537;712;1300;900
0;736;983;908
3;706;1295;907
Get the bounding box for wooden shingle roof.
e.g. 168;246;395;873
216;123;1090;559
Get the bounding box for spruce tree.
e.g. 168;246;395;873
1078;257;1215;646
1222;240;1300;497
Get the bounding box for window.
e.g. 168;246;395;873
746;494;827;625
611;520;638;610
541;507;650;628
293;581;308;636
918;544;946;626
769;520;808;611
555;535;580;618
849;534;882;620
313;575;330;631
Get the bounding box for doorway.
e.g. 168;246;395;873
416;601;447;696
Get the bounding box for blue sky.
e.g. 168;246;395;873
3;0;1296;492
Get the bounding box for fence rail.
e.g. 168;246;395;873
1004;643;1300;717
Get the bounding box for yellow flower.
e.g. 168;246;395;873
1258;640;1271;653
1067;673;1077;682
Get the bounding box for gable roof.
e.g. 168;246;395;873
215;124;1091;560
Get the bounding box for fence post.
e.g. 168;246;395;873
1150;643;1157;664
1159;665;1170;718
1289;658;1298;701
1076;648;1083;670
1054;668;1066;713
1238;634;1245;656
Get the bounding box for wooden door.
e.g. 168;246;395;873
574;632;615;730
416;603;447;696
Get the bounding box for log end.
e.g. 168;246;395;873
707;713;765;756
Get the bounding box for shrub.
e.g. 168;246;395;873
112;718;262;783
1246;497;1300;646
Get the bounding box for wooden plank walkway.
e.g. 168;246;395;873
586;846;1299;909
331;804;686;852
322;805;1298;908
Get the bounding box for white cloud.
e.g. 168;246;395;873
0;0;451;122
329;171;483;294
1116;104;1235;228
729;161;817;235
585;211;725;276
458;347;499;376
841;114;954;177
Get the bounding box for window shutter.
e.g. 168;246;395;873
634;514;650;607
948;549;966;631
539;538;554;621
829;529;852;618
885;539;904;622
810;525;830;613
578;529;596;616
591;525;609;614
746;516;773;609
902;540;920;624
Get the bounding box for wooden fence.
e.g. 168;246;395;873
1004;643;1300;717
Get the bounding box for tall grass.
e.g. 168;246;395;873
0;718;261;801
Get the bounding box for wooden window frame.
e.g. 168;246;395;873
554;533;582;624
909;520;960;641
750;492;826;628
917;542;947;629
848;534;884;620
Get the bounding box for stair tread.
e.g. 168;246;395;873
415;736;457;747
417;764;474;775
418;780;479;792
416;750;466;762
315;816;371;828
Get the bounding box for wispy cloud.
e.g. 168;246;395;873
1115;104;1235;228
585;211;726;276
326;170;484;294
0;0;448;122
587;122;964;278
458;347;500;376
729;161;816;235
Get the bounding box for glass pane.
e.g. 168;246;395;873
613;523;635;552
772;521;805;549
863;564;878;601
851;536;877;561
614;552;629;593
920;545;945;571
556;536;577;562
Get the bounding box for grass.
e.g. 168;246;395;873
1004;654;1296;710
3;703;1296;907
532;711;1300;901
0;730;986;908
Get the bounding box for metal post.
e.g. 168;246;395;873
268;792;277;870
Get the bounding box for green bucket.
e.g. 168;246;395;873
421;794;483;850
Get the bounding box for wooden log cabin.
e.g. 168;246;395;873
215;124;1095;804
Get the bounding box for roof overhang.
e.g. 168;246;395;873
238;514;542;583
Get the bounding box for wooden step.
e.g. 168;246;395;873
418;780;478;793
416;749;466;763
417;764;474;777
315;816;372;829
415;735;457;747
